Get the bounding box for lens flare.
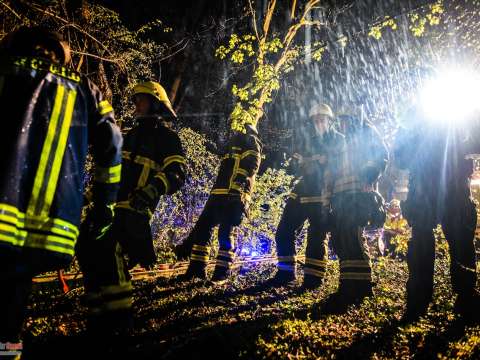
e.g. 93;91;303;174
419;67;480;123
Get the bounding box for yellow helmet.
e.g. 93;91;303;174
133;81;177;118
309;103;334;118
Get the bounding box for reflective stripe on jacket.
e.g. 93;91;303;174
0;56;122;258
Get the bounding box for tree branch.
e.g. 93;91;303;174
26;2;113;56
157;39;190;62
248;0;260;42
291;0;297;20
70;50;124;66
0;0;26;22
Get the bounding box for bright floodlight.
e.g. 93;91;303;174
419;67;480;123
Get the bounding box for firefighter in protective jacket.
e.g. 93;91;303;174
273;103;342;289
77;80;186;330
175;123;262;281
394;104;480;322
319;112;388;315
0;27;122;343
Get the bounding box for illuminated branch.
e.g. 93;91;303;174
26;3;114;56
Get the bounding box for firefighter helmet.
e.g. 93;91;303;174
133;81;177;118
389;199;401;208
0;26;71;65
309;103;334;118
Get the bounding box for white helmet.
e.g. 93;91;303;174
309;103;334;118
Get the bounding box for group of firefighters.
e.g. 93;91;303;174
0;26;479;351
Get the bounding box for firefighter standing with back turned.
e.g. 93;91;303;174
76;80;186;332
394;103;480;322
271;103;343;289
316;111;388;315
0;27;122;346
175;121;262;282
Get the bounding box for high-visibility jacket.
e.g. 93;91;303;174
116;116;186;215
394;106;478;227
210;130;262;204
288;126;344;205
332;122;388;194
0;56;122;263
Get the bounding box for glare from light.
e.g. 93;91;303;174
471;178;480;187
419;67;480;123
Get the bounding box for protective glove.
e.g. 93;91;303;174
365;191;386;228
287;153;303;175
82;203;115;241
76;203;115;273
129;184;159;211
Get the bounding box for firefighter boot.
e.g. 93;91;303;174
403;302;429;323
317;281;373;316
180;261;208;281
302;274;323;290
86;309;133;355
264;269;297;288
211;249;235;282
265;255;297;287
302;257;326;290
402;287;431;323
177;244;209;281
211;266;232;282
454;291;480;323
174;241;193;261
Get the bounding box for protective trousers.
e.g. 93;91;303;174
330;192;373;296
76;209;137;330
404;192;477;310
275;196;329;282
187;195;244;276
0;250;35;343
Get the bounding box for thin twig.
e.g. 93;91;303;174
0;0;25;22
157;39;190;62
71;50;123;65
205;60;256;98
27;3;113;56
291;0;297;19
248;0;260;42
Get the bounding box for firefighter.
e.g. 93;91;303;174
394;104;480;322
174;121;262;281
382;199;409;257
272;103;342;289
0;27;122;344
76;80;186;331
318;112;388;315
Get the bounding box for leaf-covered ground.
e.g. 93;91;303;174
23;254;480;359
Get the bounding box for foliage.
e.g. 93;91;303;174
152;127;293;262
0;0;168;126
151;127;219;262
366;1;444;40
26;256;480;359
214;1;324;133
235;167;294;256
368;17;398;40
409;1;444;37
